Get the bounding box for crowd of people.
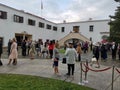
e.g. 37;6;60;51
0;37;120;78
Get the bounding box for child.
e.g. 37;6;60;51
52;43;60;75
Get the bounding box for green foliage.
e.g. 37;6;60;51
109;0;120;43
59;48;65;54
102;35;109;40
114;0;120;2
0;74;94;90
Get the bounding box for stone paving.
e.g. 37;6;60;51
0;50;120;90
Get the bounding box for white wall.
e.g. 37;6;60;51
0;4;110;47
0;4;58;46
57;20;110;43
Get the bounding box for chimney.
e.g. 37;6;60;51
63;20;66;23
89;18;92;21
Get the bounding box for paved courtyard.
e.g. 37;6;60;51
0;49;120;90
0;51;120;90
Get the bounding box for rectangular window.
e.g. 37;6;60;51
90;37;92;41
89;25;94;32
73;26;79;33
61;27;65;32
39;22;44;28
53;26;57;31
14;15;24;23
28;19;35;26
46;24;51;30
0;11;7;19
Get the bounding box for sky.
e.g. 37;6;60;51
0;0;119;23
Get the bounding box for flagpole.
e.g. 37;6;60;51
41;0;43;17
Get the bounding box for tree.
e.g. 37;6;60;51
109;0;120;43
114;0;120;2
102;35;108;40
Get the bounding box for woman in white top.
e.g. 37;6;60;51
65;42;77;77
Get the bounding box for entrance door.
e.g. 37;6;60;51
15;33;32;46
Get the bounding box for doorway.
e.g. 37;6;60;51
15;33;32;46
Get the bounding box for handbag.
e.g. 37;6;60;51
62;58;66;64
91;57;97;62
0;60;3;66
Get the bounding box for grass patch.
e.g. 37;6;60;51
59;48;65;54
0;74;94;90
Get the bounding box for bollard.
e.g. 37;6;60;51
78;61;84;85
111;65;115;90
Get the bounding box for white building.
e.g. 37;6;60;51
0;3;110;47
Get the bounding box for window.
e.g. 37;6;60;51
14;15;23;23
28;19;35;26
0;11;7;19
53;26;57;31
61;27;65;32
73;26;79;33
46;24;51;29
89;25;94;32
90;37;92;41
39;22;44;28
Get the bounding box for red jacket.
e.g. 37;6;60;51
48;44;54;50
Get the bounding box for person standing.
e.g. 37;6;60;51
65;42;78;78
111;42;117;60
76;43;82;62
0;38;3;66
8;38;18;65
8;39;12;56
93;44;100;68
48;41;54;59
21;40;26;56
52;43;60;75
29;41;36;60
26;39;31;56
118;43;120;60
0;39;3;59
83;41;89;53
100;44;107;61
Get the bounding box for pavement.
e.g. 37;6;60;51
0;51;120;90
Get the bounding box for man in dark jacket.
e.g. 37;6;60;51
21;39;27;56
0;38;3;66
8;39;12;56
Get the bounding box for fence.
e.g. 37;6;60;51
78;59;120;90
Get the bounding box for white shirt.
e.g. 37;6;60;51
65;48;78;64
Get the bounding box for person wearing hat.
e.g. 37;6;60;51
65;41;78;78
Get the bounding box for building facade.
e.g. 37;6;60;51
0;3;110;47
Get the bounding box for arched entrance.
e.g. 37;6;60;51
65;38;84;48
58;32;90;46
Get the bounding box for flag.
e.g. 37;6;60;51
41;0;43;10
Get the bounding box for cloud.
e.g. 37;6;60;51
0;0;118;23
57;0;118;22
